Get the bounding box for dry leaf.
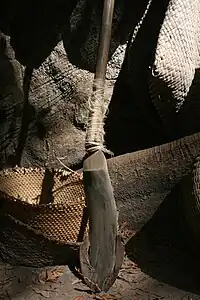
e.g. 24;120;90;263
39;267;65;283
73;296;85;300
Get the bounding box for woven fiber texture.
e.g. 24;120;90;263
0;167;86;244
150;0;200;122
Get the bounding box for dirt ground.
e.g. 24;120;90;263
0;257;198;300
1;193;200;300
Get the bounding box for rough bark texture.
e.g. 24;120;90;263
0;34;116;170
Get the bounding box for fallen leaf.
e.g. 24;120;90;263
73;296;85;300
46;268;64;282
39;267;65;283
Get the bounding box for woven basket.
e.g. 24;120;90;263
0;167;87;267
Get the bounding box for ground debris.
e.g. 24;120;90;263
89;293;120;300
32;287;50;298
38;267;65;284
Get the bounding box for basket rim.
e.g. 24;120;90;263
0;166;83;177
0;166;85;208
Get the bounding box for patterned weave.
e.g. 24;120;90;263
0;167;86;243
150;0;200;120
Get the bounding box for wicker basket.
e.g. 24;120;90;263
0;167;87;267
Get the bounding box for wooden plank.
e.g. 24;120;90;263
80;150;124;292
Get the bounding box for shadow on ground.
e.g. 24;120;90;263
126;183;200;296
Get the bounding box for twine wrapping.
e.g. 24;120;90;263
85;78;113;156
84;0;115;157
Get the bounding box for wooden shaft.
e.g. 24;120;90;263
95;0;115;83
